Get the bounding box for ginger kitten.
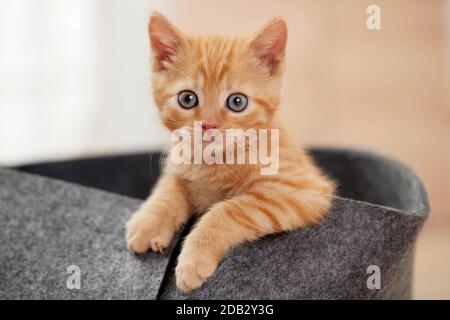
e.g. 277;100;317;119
126;12;335;292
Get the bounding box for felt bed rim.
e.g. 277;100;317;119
4;146;430;219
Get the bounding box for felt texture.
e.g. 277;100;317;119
0;169;180;299
0;148;429;299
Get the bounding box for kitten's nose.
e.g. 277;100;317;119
202;123;219;130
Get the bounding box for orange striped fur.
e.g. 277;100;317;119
126;12;335;292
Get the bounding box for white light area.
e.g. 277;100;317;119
0;0;171;165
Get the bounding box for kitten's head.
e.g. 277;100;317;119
148;12;287;132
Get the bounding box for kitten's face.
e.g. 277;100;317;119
148;12;287;132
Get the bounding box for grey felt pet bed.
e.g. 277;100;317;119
0;148;429;299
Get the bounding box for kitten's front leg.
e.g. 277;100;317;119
175;185;332;291
126;174;191;254
175;197;264;292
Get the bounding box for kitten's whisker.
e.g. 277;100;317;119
147;149;154;180
158;151;166;174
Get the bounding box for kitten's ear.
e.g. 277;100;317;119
148;12;186;71
247;17;288;74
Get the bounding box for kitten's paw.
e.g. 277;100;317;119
175;248;218;292
126;209;174;254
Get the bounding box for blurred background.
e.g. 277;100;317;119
0;0;449;299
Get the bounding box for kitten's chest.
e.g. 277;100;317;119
173;164;250;213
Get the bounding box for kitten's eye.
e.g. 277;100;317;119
226;93;248;112
178;90;198;109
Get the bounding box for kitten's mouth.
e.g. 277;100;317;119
203;129;216;142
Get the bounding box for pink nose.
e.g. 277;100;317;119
202;123;219;130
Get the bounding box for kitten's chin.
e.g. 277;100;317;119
202;139;224;150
